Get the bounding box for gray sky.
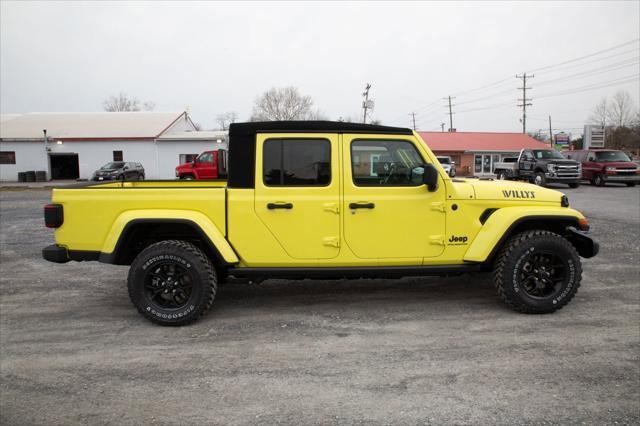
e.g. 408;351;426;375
1;1;639;136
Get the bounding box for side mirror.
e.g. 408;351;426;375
422;163;439;192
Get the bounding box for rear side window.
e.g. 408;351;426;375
263;139;331;186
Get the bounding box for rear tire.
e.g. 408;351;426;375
127;240;216;326
626;182;636;187
493;230;581;314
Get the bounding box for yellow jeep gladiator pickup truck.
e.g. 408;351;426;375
43;121;599;326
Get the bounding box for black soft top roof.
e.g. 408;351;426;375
227;121;413;188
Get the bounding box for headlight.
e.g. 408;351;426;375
605;166;615;171
547;164;556;172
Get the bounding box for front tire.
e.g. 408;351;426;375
568;182;580;188
593;173;605;187
626;182;636;187
127;240;216;326
533;172;546;186
493;230;581;314
181;174;195;180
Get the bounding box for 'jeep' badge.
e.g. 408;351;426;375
448;235;468;245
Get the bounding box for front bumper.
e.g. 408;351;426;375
603;174;640;183
566;228;599;258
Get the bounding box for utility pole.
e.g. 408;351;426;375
361;83;372;124
410;112;416;130
516;73;534;134
440;123;445;132
548;115;553;148
443;96;455;131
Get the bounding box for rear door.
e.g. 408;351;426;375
254;134;340;259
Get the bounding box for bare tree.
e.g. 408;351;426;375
103;92;155;112
607;90;635;128
215;111;238;130
250;87;319;121
588;97;608;127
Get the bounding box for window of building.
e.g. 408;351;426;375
263;139;331;186
351;140;424;186
0;151;16;164
179;154;198;164
113;151;123;161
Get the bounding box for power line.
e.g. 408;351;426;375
534;47;640;76
527;38;639;73
536;74;639;99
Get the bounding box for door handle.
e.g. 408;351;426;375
349;202;375;209
267;202;293;210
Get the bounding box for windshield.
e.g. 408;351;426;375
101;162;124;169
437;157;451;164
594;151;631;162
533;150;565;160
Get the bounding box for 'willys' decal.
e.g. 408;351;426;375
502;190;536;199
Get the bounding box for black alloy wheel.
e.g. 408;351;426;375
518;251;565;299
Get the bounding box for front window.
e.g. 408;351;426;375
351;140;425;186
101;162;124;169
197;152;213;163
594;151;631;162
533;150;565;160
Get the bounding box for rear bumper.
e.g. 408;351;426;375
566;228;599;258
42;244;100;263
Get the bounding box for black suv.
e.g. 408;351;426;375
92;162;145;181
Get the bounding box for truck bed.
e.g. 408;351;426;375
51;180;228;254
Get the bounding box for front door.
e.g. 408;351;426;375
343;136;446;260
195;152;216;179
254;134;340;259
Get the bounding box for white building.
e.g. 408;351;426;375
0;112;228;181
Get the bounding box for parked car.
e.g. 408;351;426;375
493;148;581;187
436;156;456;177
175;149;228;180
563;149;639;187
43;121;598;326
92;162;144;181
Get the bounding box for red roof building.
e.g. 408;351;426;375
418;131;551;177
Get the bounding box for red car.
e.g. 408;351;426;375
564;149;639;187
175;150;228;180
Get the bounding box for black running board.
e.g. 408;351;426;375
227;264;483;280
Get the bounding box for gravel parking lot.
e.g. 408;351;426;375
1;184;638;425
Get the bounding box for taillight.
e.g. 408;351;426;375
44;204;63;228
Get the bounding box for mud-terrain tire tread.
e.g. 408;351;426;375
493;230;581;314
127;239;216;326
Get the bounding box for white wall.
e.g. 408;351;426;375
0;141;48;181
156;140;228;179
1;138;229;181
47;140;157;180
